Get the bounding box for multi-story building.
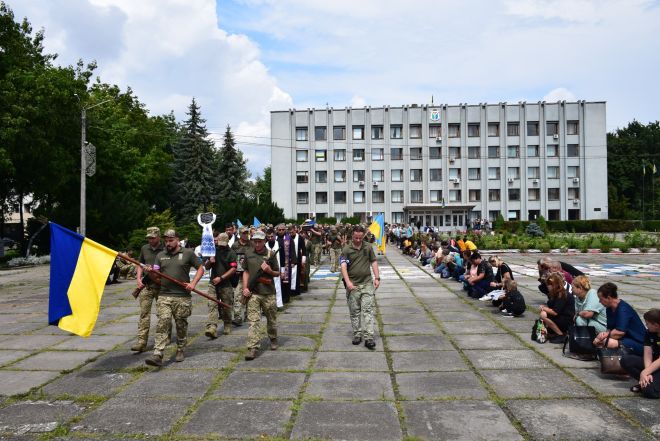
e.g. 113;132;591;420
271;101;607;229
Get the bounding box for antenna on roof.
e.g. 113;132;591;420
431;95;434;106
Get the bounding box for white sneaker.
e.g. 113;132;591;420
479;295;491;302
500;309;508;313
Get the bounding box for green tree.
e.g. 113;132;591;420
252;166;272;204
213;125;249;205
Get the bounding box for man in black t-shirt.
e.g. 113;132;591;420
204;232;237;339
621;308;660;398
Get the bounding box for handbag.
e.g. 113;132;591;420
531;319;547;343
597;333;630;375
562;325;597;357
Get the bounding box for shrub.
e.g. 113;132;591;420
538;241;551;253
526;223;545;237
537;215;548;233
493;213;505;231
8;255;51;267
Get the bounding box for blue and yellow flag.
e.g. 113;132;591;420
253;216;262;227
48;222;117;337
236;219;243;228
368;213;386;254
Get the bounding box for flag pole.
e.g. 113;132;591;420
117;253;231;309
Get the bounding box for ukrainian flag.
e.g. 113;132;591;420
48;222;117;337
368;213;386;254
253;216;262;227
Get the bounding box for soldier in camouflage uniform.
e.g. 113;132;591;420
309;224;323;266
145;229;204;367
204;232;237;339
327;226;342;273
242;230;280;361
131;228;164;352
340;225;381;350
231;226;253;326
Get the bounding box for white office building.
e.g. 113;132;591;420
271;101;607;229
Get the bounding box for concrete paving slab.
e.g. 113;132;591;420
11;351;99;371
0;371;61;396
507;398;653;441
275;335;316;350
0;336;70;351
442;320;509;334
612;398;660;436
379;313;434;325
119;370;216;398
235;350;312;370
278;323;323;335
180;399;292;438
570;367;637;396
378;306;427;315
0;350;30;367
188;334;245;350
396;371;488;399
82;348;152;371
391;350;469;372
51;335;130;351
452;333;526;350
306;372;394;400
166;349;235;370
291;402;402;441
0;400;85;434
314;351;389;371
381;323;440;335
464;349;552;369
431;310;486;321
43;370;131;397
404;400;523;441
482;368;594;399
386;335;454;351
214;371;305;399
320;333;384;351
278;313;326;323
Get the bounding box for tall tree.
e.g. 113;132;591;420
252;166;272;205
212;125;249;205
170;98;215;222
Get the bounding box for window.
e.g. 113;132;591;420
449;146;461;159
527;166;540;179
391;148;403;160
508;188;521;201
528;188;540;201
410;190;423;203
508;210;520;221
567;121;579;135
409;124;422;138
548;188;560;200
468;123;480;137
296;150;308;162
547;144;559;157
353;170;365;182
488;167;500;180
297;192;308;204
315;171;327;183
527;121;539;136
296;171;309;183
316;192;328;204
448;123;460;137
568;166;579;178
334;170;346;182
391;169;403;182
430;168;442;181
468;146;480;159
315;150;327;162
449;168;461;179
334;191;346;204
371;125;384;140
449;190;461;202
372;191;385;203
568;188;580;199
547;166;560;179
468;168;481;180
430;190;442;202
391;190;404;203
334;149;346;161
372;170;384;182
488;146;500;158
548;209;560;220
390;125;402;139
353;191;365;203
315;126;327;141
507;145;519;158
372;148;384;160
469;190;481;202
567;144;579;157
430;147;442;159
507;167;520;179
488;123;499;137
507;122;520;136
392;212;404;223
352;126;364;140
353;149;365;161
333;126;346;140
489;189;501;201
527;145;539;157
546;121;559;136
429;125;441;138
410;169;423;182
296;127;308;141
489;211;500;221
410;148;422;160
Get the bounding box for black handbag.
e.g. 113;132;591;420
597;333;630;375
562;325;597;357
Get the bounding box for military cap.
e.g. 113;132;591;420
146;226;160;238
217;233;229;246
239;226;249;233
163;229;178;238
252;230;266;240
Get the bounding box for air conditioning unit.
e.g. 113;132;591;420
436;136;442;143
573;199;580;205
553;134;559;139
573;177;580;183
532;179;539;185
373;182;378;187
508;177;515;183
359;180;365;187
449;157;456;163
450;178;460;185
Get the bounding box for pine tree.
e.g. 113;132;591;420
212;125;249;204
171;98;215;222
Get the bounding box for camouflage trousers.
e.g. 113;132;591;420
346;282;375;339
232;275;246;324
153;296;192;355
311;243;322;266
246;293;277;349
207;283;233;330
136;285;159;344
330;248;341;272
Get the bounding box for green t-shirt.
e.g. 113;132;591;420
139;242;164;287
241;247;280;296
341;242;376;285
154;247;201;297
232;240;253;273
210;247;237;289
575;288;607;331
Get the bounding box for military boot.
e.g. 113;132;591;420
145;354;163;367
205;327;217;339
131;341;147;352
245;348;257;361
223;323;232;335
175;349;185;362
270;338;279;350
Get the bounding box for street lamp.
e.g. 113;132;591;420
74;94;115;236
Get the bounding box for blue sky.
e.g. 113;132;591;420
10;0;660;177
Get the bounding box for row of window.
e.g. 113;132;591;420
297;187;580;205
296;121;580;141
296;166;580;183
296;144;580;162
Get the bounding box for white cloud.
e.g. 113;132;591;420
543;87;577;102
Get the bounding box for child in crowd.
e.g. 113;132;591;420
499;279;526;317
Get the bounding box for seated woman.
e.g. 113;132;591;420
539;272;575;343
499;279;526;317
418;242;433;266
466;252;494;299
572;275;607;333
593;282;646;356
621;308;660;398
483;255;514;303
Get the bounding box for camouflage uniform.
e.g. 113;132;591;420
310;227;323;266
231;229;253;325
328;229;342;273
134;239;163;348
206;238;237;335
341;240;377;340
242;245;279;350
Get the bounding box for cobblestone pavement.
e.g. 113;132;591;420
0;251;658;440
